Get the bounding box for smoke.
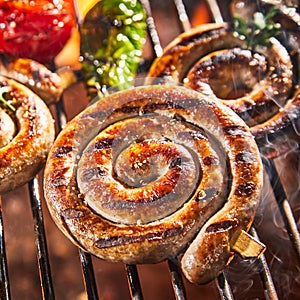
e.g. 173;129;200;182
224;146;300;299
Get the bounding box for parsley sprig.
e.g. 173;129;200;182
0;86;16;112
233;7;281;49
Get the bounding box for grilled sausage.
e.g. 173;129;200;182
0;109;16;148
230;0;300;157
0;76;55;194
0;53;77;105
43;85;263;284
146;22;300;158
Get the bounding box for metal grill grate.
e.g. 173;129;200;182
1;0;300;299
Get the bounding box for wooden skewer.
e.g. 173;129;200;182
231;230;266;259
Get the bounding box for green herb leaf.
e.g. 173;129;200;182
233;7;281;49
0;86;16;112
79;0;147;99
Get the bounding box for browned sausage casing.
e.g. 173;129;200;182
44;85;263;284
0;76;55;194
146;22;300;158
0;53;77;105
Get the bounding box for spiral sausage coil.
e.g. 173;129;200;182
147;19;300;158
0;76;55;194
44;85;263;284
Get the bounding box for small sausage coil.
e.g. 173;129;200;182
0;53;77;105
0;76;55;194
44;85;264;284
147;22;300;158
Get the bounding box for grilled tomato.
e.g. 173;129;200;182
0;0;76;64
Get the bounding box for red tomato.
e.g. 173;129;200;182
0;0;76;64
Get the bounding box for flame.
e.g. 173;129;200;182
190;1;211;27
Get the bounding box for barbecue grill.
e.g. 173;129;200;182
0;0;300;299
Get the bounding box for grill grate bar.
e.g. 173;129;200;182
0;197;10;300
217;273;234;300
55;99;68;132
79;249;99;300
168;258;187;300
140;0;163;58
206;0;224;23
125;264;144;300
264;158;300;261
28;176;55;300
250;228;279;300
174;0;191;31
